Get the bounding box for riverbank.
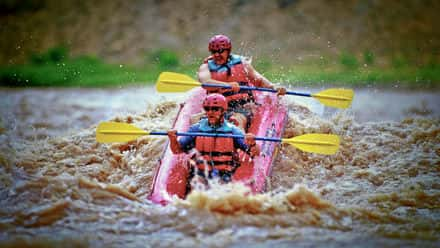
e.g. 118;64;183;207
1;47;439;89
2;62;439;89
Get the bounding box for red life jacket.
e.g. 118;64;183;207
194;119;236;172
205;54;253;102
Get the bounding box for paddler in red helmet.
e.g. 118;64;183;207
167;93;259;186
198;34;287;131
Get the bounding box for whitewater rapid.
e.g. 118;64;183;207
0;86;439;247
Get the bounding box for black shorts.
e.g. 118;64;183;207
191;167;233;183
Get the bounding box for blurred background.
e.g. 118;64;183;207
1;0;439;88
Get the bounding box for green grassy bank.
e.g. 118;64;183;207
0;47;194;88
1;47;439;89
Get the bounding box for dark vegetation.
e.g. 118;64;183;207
1;0;439;88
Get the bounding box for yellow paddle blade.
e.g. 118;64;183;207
282;133;340;155
96;122;150;143
156;72;202;93
312;88;354;109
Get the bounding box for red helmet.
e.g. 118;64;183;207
208;34;232;51
203;93;228;110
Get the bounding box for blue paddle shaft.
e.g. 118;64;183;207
201;83;312;97
149;131;281;143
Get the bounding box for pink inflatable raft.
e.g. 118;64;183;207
148;88;287;205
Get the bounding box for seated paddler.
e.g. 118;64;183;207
167;93;260;186
198;34;287;131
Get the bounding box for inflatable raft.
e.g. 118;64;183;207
148;88;287;205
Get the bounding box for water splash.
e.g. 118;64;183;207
0;89;439;247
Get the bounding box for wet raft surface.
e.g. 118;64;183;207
0;88;439;247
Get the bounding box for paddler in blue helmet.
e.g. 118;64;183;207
198;34;287;131
168;93;260;187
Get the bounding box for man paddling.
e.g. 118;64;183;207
198;34;287;131
167;94;259;186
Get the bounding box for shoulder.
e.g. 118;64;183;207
230;54;252;64
241;57;253;69
228;123;244;135
198;63;211;81
199;62;209;71
214;121;236;133
229;54;244;65
196;118;212;132
189;122;202;132
202;55;213;64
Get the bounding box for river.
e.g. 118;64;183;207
0;86;439;247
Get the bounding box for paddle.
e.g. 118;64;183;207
96;122;340;155
156;72;354;109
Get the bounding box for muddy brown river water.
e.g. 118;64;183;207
0;86;439;247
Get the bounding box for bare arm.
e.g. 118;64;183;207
244;60;287;95
243;61;273;88
198;63;229;85
198;63;240;92
167;130;183;154
245;133;260;157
